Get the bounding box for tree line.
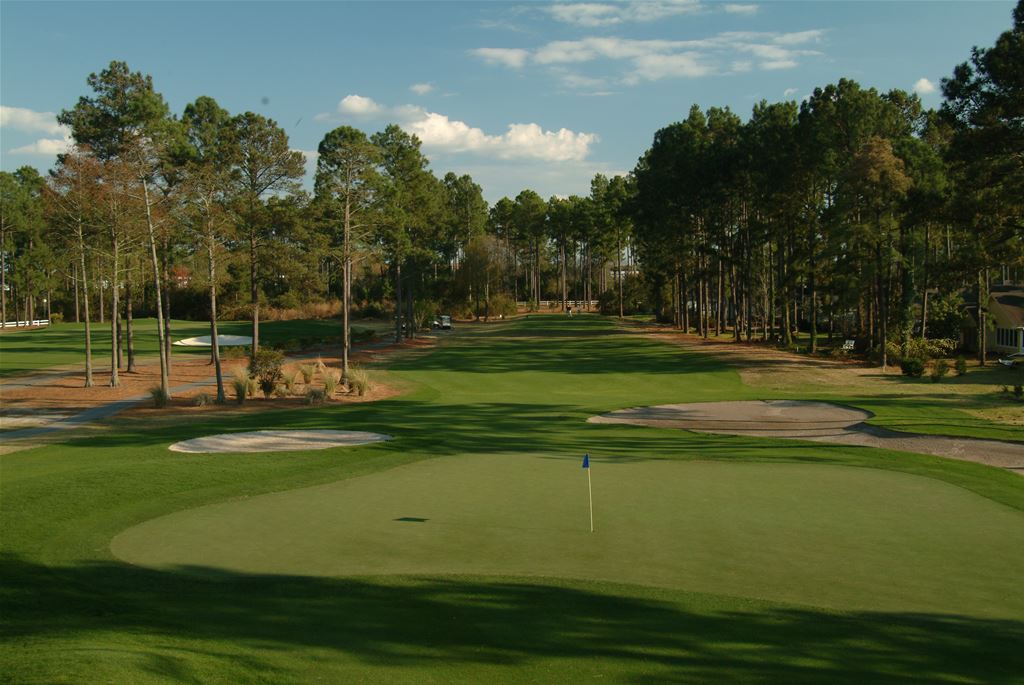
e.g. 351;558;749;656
0;2;1020;402
629;2;1022;369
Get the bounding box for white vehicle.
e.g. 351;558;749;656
440;315;452;330
998;352;1024;368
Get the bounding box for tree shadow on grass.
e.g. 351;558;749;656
1;554;1021;683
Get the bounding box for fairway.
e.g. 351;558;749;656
4;315;1024;683
113;453;1024;618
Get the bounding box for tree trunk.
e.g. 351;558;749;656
77;219;93;387
977;269;987;366
560;238;567;311
125;269;136;373
207;235;224;404
0;241;5;328
73;262;80;324
143;178;170;401
920;223;930;339
250;231;260;353
616;225;624;318
878;240;888;371
394;261;403;343
98;278;105;324
342;195;351;382
159;234;172;374
808;223;817;354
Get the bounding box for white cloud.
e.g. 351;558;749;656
783;87;799;97
406;112;597;162
2;107;74;155
547;1;702;27
470;47;529;68
475;30;824;82
913;77;936;95
410;83;435;95
337;94;383;115
627;52;711;82
761;60;798;70
0;105;67;136
773;29;824;46
9;137;73;155
723;4;758;14
317;95;597;162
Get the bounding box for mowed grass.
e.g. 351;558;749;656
0;317;387;377
2;314;1023;683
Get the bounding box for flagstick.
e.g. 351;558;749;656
587;465;594;533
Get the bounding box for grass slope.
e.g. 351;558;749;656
2;314;1022;684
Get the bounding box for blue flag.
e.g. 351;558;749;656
582;454;590;469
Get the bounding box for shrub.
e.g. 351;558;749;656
249;349;285;398
955;355;968;376
347;366;371;396
149;386;169;408
323;372;339;397
231;368;249;404
930;359;949;383
900;358;925;378
272;384;291;398
299;363;315;384
222;345;250;360
1015;385;1023;400
356;301;387;319
305;388;326;405
487;293;517;318
192;392;211;407
49;312;64;324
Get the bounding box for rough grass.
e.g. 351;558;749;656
1;314;1022;683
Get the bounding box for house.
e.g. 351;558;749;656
962;285;1024;354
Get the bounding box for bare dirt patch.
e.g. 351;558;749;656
168;429;392;454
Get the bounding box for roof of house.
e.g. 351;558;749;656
990;288;1024;328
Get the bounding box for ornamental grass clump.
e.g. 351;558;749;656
231;368;250;405
281;368;298;394
299;363;316;385
149;386;169;408
323;372;339;397
347;366;371;397
305;388;326;405
930;359;949;383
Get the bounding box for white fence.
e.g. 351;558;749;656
517;301;599;309
1;319;50;328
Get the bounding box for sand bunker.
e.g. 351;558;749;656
169;429;391;454
173;335;252;347
590;400;1024;473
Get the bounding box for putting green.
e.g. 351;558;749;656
112;453;1024;619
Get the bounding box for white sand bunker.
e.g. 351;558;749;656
591;400;871;437
169;429;391;454
590;400;1024;473
173;334;252;347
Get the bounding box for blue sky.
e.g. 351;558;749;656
0;1;1016;202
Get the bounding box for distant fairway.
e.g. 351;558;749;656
3;314;1023;683
114;454;1024;617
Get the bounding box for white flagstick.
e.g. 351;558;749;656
587;462;594;533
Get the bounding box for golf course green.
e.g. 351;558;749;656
2;315;1023;683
